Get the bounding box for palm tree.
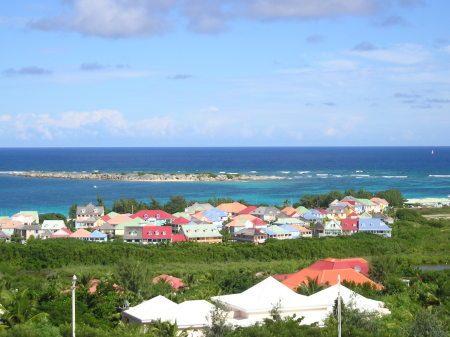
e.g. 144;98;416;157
0;289;48;327
296;276;328;295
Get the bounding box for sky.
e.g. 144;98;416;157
0;0;449;147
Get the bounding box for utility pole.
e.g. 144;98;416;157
338;274;341;337
72;275;77;337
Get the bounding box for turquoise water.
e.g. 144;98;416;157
0;147;449;215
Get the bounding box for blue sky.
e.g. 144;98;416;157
0;0;449;146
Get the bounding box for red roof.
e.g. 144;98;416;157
317;208;328;214
341;219;359;231
152;274;186;290
347;212;358;218
131;210;175;221
309;257;369;275
101;215;111;221
272;273;294;281
171;234;187;242
142;226;172;239
282;267;382;290
172;217;190;225
239;206;257;214
252;218;267;226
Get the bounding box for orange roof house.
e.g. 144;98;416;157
281;267;383;291
281;207;299;217
106;214;133;225
308;258;369;275
217;202;247;214
69;228;91;238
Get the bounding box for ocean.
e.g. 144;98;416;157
0;147;449;215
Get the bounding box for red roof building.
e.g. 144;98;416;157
172;217;191;225
340;219;359;234
131;210;175;222
171;234;187;242
142;226;172;243
238;206;257;214
309;257;369;275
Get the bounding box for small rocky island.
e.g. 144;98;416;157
7;171;285;182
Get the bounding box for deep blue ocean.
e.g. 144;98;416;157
0;147;449;215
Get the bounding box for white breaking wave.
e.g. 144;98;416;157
298;171;310;174
280;171;291;174
219;171;226;174
355;170;364;173
429;175;450;178
382;175;408;179
249;170;257;173
351;174;370;177
316;173;329;177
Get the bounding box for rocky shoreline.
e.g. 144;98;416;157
6;171;286;182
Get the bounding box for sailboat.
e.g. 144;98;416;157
431;150;434;155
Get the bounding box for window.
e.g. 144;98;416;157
155;231;159;235
156;214;160;219
147;231;153;235
81;209;85;213
162;231;166;235
94;208;98;213
144;214;148;219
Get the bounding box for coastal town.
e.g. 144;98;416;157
0;196;393;244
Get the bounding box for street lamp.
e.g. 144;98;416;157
72;275;77;337
337;274;341;337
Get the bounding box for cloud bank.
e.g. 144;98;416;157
28;0;421;38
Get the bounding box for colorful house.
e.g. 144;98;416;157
233;228;268;244
123;226;143;243
88;230;107;242
358;199;378;213
309;258;370;275
202;208;228;226
184;202;214;214
251;206;283;222
278;224;301;239
181;224;222;243
142;226;172;244
370;198;389;212
281;267;383;291
11;211;39;225
322;219;342;237
41;220;66;232
14;225;43;240
216;202;247;217
131;210;175;226
262;225;292;240
340;219;359;235
70;228;92;240
358;219;392;237
115;217;146;236
50;228;73;238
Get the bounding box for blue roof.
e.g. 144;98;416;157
89;230;107;238
303;212;321;220
358;218;391;231
203;208;227;222
279;224;299;233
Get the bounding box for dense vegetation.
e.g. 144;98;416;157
0;209;449;336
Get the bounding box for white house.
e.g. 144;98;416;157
41;220;66;232
211;277;329;327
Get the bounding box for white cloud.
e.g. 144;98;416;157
324;127;338;136
320;59;358;71
247;0;378;19
0;114;11;122
30;0;175;38
350;43;429;65
8;110;176;140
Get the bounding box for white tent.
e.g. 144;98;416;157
211;277;329;326
122;295;215;331
308;284;391;317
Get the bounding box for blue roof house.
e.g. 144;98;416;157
203;208;228;228
358;219;392;238
302;212;322;222
88;230;108;242
279;224;301;239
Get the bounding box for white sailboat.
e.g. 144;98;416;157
431;150;434;155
